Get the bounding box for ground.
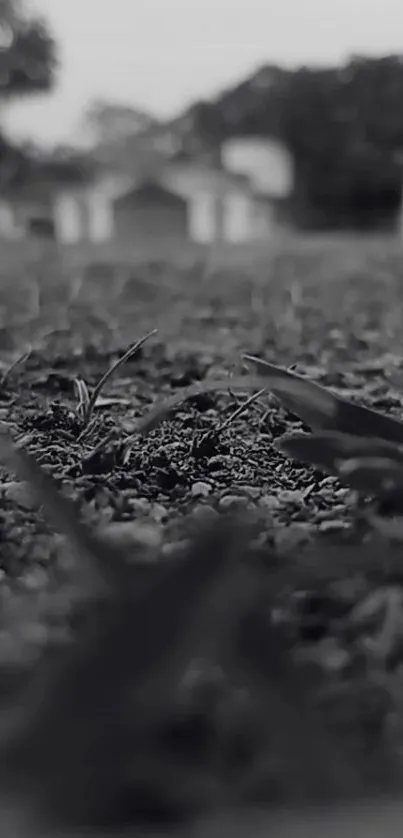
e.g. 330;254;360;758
2;234;403;828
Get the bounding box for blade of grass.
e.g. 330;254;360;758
279;431;403;474
73;378;90;423
79;328;158;432
127;375;268;439
83;375;267;465
339;456;403;501
0;346;32;389
243;354;403;445
279;432;403;498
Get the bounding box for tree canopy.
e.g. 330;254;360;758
0;0;56;97
178;57;403;228
0;0;57;187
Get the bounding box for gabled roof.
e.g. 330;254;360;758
112;179;187;206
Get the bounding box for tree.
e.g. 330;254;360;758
186;57;403;228
277;60;403;226
0;0;57;186
83;100;158;147
172;66;289;155
0;0;56;96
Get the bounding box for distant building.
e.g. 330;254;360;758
0;175;61;240
222;137;294;199
0;136;295;246
0;156;89;241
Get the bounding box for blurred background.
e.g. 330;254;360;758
0;0;403;247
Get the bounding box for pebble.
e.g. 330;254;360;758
129;497;151;515
275;523;313;551
191;505;219;523
191;481;212;498
318;476;339;489
1;481;36;510
259;494;281;511
277;489;311;504
318;520;349;533
162;539;190;557
295;637;351;674
207;455;233;470
150;503;168;523
334;487;353;500
218;494;248;510
314;505;348;522
104;521;162;550
20;567;49;592
235;484;261;499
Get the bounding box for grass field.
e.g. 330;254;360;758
2;233;403;834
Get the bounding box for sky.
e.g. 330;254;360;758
3;0;403;148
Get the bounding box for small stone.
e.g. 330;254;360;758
277;489;311;504
129;497;151;515
275;523;313;551
318;476;338;489
191;481;212;498
20;568;49;592
318;520;349;533
295;637;351;674
235;485;261;499
259;494;281;511
314;505;347;522
334;488;352;501
218;494;247;510
104;521;162;550
207;455;233;470
1;481;36;509
191;505;219;523
150;503;168;523
162;540;190;557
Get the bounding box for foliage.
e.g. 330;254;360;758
83;99;158;146
0;0;56;97
179;58;403;228
0;0;57;187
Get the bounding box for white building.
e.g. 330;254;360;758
0;137;295;246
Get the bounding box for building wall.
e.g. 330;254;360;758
164;163;259;244
223;191;257;243
0;196;56;240
112;182;188;244
163;163;229;243
186;191;221;243
53;192;85;243
0;200;21;239
222;137;294;200
53;172;136;244
86;190;114;242
51;156;291;247
253;201;275;238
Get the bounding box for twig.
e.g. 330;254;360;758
216;388;267;433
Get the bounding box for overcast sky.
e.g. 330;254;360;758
3;0;403;147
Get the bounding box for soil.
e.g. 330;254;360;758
2;237;403;830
